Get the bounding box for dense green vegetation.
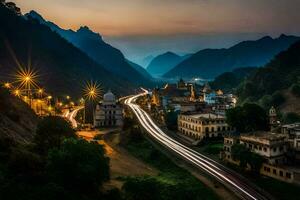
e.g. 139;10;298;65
121;117;219;200
0;116;111;200
226;103;269;133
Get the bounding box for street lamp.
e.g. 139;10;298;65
16;67;39;107
83;81;102;125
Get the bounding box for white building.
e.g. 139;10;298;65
93;91;123;127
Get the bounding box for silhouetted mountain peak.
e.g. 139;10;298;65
163;51;179;57
76;26;102;40
164;34;300;79
26;10;45;22
258;36;273;41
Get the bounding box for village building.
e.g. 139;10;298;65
222;132;300;184
239;132;288;165
93;90;123;127
178;113;234;140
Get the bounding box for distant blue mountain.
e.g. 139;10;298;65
26;10;153;86
146;52;189;77
164;35;300;79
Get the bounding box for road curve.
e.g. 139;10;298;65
63;106;83;128
124;90;272;200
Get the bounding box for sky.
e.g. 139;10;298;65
13;0;300;66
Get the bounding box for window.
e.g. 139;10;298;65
273;169;277;175
279;171;283;177
286;173;291;179
263;147;267;152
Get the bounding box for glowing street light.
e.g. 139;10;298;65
16;67;39;89
83;80;102;101
13;89;21;97
3;82;11;89
38;88;43;94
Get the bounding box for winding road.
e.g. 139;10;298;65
124;90;272;200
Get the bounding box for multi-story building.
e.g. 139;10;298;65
178;113;234;140
239;132;287;165
93;91;123;127
281;123;300;162
222;132;300;184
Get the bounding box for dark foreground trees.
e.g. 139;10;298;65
0;117;111;200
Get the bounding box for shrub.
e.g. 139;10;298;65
46;139;109;193
34;116;76;154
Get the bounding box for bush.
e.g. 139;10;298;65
34;116;76;154
46;139;110;193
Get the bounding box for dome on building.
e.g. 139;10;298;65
103;90;116;102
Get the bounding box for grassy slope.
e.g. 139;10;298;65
124;136;219;200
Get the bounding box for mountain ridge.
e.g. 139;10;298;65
0;4;133;98
164;35;300;79
146;51;189;77
26;10;154;87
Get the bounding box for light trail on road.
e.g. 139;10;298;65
124;90;272;200
63;106;83;128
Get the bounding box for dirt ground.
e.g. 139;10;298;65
77;130;158;190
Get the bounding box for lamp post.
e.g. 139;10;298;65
83;81;102;126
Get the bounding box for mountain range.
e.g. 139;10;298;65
164;35;300;79
146;52;189;77
0;4;133;98
237;39;300;101
25;10;153;86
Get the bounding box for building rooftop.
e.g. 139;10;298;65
241;131;287;141
282;123;300;129
185;113;225;120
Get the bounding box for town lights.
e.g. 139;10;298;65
16;67;38;89
3;82;11;89
13;89;21;97
83;80;102;101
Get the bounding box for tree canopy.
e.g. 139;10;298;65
226;103;269;133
